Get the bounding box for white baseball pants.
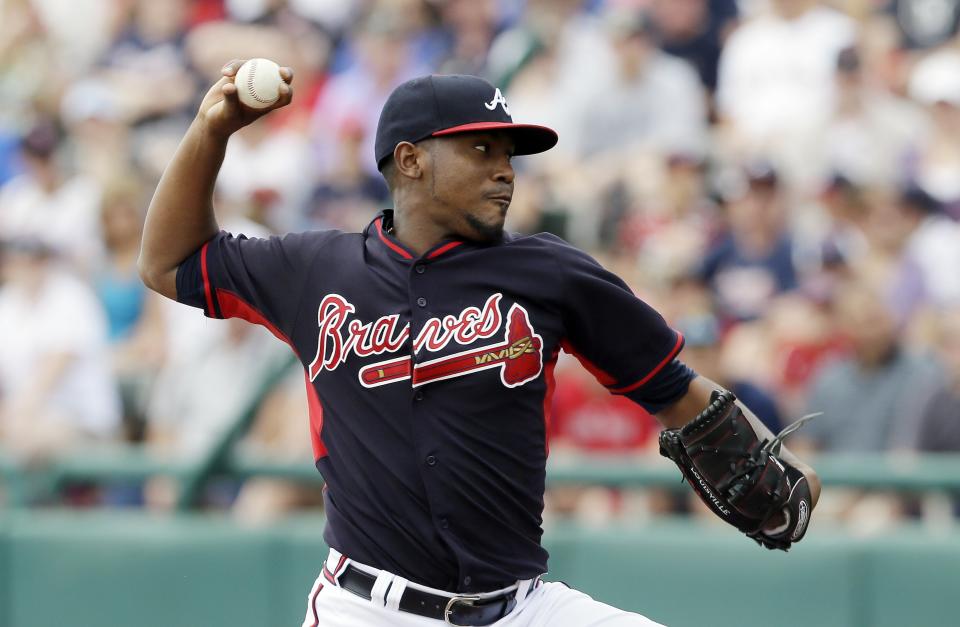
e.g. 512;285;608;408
301;549;665;627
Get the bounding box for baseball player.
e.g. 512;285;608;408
139;61;821;626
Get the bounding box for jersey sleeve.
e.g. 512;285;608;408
176;229;336;343
553;238;693;413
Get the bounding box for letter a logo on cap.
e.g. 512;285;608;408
484;88;510;115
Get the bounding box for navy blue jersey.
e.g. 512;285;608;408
176;210;693;592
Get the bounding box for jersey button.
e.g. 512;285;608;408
463;576;472;587
439;517;449;529
416;297;427;308
415;264;426;274
425;455;437;466
414;390;424;401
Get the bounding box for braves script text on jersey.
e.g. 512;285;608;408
176;210;692;593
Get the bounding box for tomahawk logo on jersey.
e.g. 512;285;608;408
175;210;692;593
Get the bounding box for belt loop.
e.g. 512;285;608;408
324;549;350;586
516;579;531;602
385;575;408;611
326;548;343;570
370;571;394;606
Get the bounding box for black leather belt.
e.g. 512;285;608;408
337;563;518;626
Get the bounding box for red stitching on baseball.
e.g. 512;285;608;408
246;59;273;103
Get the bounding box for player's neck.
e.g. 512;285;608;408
390;208;457;257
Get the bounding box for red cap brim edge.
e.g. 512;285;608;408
431;122;559;155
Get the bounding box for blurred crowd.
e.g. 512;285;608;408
1;0;959;526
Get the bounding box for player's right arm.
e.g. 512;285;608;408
138;60;293;300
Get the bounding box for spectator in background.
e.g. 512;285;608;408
231;365;321;525
434;0;500;76
532;7;708;249
889;0;960;49
911;307;960;453
621;154;721;285
812;174;869;276
699;161;798;323
492;0;614;165
895;185;960;308
0;120;103;268
851;185;929;324
96;0;198;125
819;45;927;189
185;2;332;125
0;238;121;462
144;318;292;509
799;280;940;453
840;182;960;327
0;0;63;135
675;308;783;433
91;177;165;443
310;9;429;179
304;117;390;233
575;9;708;161
910;305;960;517
716;0;856;185
545;349;661;524
649;0;739;94
906;47;960;219
549;353;658;457
217;114;315;233
58;79;131;186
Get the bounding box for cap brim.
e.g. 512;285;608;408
431;122;558;156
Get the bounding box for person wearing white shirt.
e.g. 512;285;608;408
0;239;121;460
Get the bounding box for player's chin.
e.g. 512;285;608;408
464;207;506;242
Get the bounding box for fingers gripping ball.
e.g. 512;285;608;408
234;58;282;110
659;390;815;551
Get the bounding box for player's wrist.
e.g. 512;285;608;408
191;114;235;144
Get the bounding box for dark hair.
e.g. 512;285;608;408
898;184;941;215
836;46;861;74
20;119;63;159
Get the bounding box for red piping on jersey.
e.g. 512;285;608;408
560;332;685;394
216;289;293;349
542;348;560;456
609;332;685;394
376;217;414;259
560;339;616;387
427;240;463;258
213;290;330;461
304;372;329;459
201;242;217;316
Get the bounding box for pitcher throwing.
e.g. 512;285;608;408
138;60;821;626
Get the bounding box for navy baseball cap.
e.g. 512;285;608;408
374;74;558;170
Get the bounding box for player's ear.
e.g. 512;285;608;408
393;141;424;181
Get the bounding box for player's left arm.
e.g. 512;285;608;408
656;373;821;508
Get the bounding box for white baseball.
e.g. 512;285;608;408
234;58;282;110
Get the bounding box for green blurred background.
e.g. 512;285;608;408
2;508;959;627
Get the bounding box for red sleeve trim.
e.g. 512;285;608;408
376;217;414;259
200;241;217;317
609;332;685;394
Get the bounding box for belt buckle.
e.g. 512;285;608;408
444;594;482;626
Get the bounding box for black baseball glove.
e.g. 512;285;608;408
659;390;816;550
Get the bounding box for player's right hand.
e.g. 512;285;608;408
197;59;294;138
